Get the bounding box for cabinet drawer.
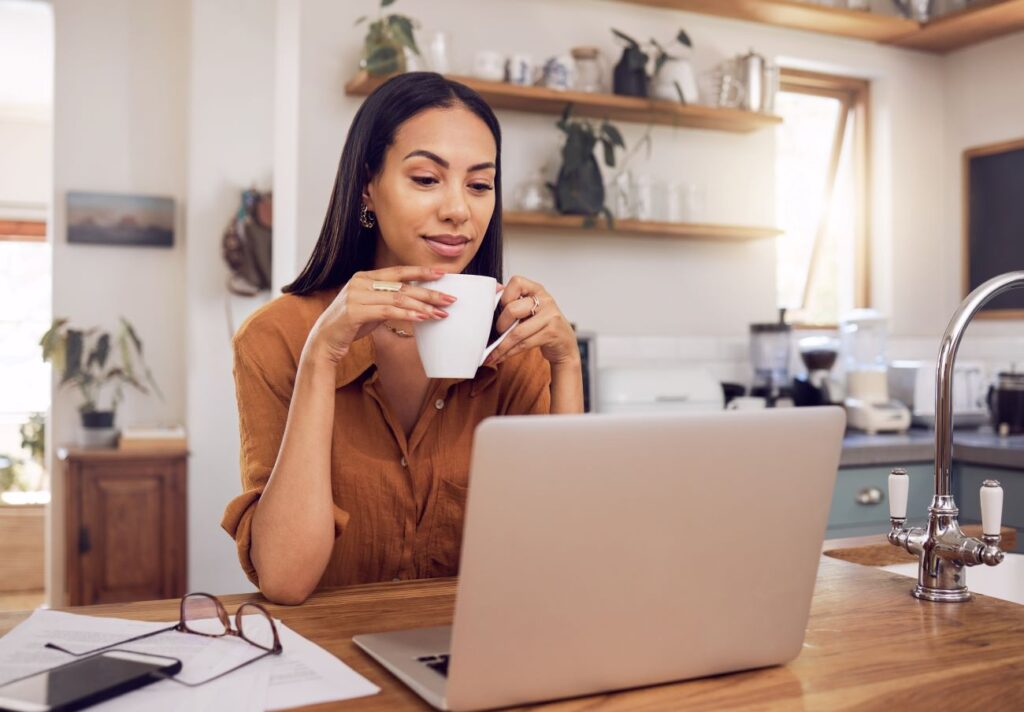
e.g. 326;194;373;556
828;463;933;530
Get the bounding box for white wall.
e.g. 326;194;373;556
185;0;274;594
49;0;189;604
281;0;952;339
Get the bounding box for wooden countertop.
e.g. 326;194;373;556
1;557;1022;710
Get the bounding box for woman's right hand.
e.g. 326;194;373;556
305;266;457;364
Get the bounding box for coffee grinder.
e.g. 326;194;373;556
749;309;792;407
839;309;911;433
792;335;840;406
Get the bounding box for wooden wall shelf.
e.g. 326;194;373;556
503;211;782;242
886;0;1024;52
618;0;1024;53
619;0;918;42
345;72;781;133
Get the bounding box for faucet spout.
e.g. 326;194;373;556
887;271;1022;601
934;271;1024;496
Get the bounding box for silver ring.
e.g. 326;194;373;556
371;281;402;292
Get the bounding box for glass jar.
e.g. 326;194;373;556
571;46;606;93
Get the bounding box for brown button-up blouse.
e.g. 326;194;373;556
220;288;552;590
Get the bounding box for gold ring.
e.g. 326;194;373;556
530;294;540;317
371;281;403;292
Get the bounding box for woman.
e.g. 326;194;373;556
221;73;584;605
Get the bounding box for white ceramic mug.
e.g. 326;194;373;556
726;396;767;411
413;274;515;378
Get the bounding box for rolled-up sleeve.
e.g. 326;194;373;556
501;349;552;415
220;337;349;586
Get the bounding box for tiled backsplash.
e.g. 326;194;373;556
596;335;1024;386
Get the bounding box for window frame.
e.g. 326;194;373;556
0;220;46;243
777;68;871;326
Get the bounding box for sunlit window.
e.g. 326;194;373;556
775;70;869;326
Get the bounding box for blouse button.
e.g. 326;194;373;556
434;398;445;410
400;456;407;468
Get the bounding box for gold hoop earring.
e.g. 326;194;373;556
360;204;376;229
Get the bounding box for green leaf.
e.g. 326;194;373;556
381;0;397;6
601;138;616;168
64;330;84;384
600;206;615;230
364;44;400;76
582;213;597;229
87;333;110;371
601;122;625;148
611;28;640;49
387;15;420;55
354;15;367;25
677;29;693;48
673;80;687;104
654;53;669;76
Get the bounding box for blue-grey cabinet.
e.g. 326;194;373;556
826;463;934;539
955;463;1024;554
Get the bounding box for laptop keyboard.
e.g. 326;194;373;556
416;654;450;677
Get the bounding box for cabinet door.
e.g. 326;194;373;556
77;461;185;605
956;463;1023;553
827;463;933;538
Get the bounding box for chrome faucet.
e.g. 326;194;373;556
886;271;1024;602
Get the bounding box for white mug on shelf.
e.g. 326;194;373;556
473;50;506;82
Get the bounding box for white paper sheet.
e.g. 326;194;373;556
0;609;379;711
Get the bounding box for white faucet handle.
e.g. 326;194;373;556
981;479;1003;537
888;468;909;520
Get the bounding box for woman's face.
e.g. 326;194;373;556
364;105;497;273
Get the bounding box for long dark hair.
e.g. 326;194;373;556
283;72;504;295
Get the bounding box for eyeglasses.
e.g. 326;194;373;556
45;592;282;687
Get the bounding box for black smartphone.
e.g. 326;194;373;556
0;650;182;712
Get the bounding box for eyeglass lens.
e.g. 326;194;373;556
237;603;276;651
182;594;229;636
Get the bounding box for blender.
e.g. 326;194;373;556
792;335;840;407
840;309;911;433
749;309;792;407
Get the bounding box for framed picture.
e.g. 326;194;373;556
963;137;1024;318
66;191;175;248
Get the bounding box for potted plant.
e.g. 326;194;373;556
40;317;162;447
549;104;626;228
650;30;696;104
355;0;421;77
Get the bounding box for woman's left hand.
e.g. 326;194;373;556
483;275;580;368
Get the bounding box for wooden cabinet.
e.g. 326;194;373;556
60;448;187;606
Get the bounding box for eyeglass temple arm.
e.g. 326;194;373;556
45;623;180;657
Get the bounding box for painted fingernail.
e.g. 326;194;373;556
442;294;457;304
434;308;449;318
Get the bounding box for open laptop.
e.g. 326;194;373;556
354;407;846;711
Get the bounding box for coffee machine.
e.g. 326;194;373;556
749;309;792;406
792;335;840;407
839;309;911;433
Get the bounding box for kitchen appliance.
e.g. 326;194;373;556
726;49;778;113
988;370;1024;435
749;310;793;407
792;335;840;407
840;309;911;434
888;360;989;428
597;366;724;414
574;329;598;413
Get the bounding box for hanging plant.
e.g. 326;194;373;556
355;0;421;77
549;104;626;228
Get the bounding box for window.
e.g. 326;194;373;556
775;69;870;326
